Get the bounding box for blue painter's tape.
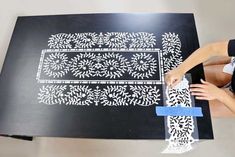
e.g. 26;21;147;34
155;105;203;117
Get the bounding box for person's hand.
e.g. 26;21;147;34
190;79;224;100
165;68;185;87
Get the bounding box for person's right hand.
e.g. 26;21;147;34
165;68;185;88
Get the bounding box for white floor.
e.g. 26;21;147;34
0;0;235;156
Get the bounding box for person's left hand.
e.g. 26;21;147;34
190;79;223;100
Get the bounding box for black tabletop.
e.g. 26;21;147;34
0;13;213;139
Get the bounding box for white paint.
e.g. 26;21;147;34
38;85;67;105
66;85;94;106
129;85;160;106
48;32;156;49
162;32;183;73
38;85;161;106
43;53;70;78
129;53;157;79
100;85;130;106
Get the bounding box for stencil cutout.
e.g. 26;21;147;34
163;77;197;154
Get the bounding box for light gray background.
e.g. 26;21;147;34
0;0;235;156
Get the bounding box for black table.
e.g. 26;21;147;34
0;13;213;139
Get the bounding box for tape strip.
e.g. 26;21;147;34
156;105;203;117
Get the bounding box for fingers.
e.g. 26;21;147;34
164;69;185;87
190;88;210;100
200;79;205;83
190;83;208;96
165;73;182;88
171;79;181;88
165;73;173;86
165;75;172;87
190;79;212;100
200;79;210;85
166;78;181;88
195;96;210;100
190;87;206;93
191;91;207;96
165;74;208;89
190;84;206;88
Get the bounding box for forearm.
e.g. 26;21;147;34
217;90;235;113
177;41;229;74
165;41;229;87
203;56;231;66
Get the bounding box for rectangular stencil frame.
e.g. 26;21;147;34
36;48;163;84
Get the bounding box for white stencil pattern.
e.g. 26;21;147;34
43;53;70;78
163;77;196;154
104;32;129;48
38;85;161;106
70;53;96;78
48;33;75;49
73;33;98;48
101;53;129;79
38;85;67;105
40;52;158;80
129;85;160;106
94;86;102;106
128;53;157;79
66;85;94;106
166;78;191;107
128;32;156;48
162;32;181;55
48;32;156;49
162;32;183;73
100;85;130;106
161;32;197;153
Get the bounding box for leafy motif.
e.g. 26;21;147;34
129;85;160;106
65;85;94;106
128;53;157;79
100;85;130;106
38;85;67;105
43;53;70;78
